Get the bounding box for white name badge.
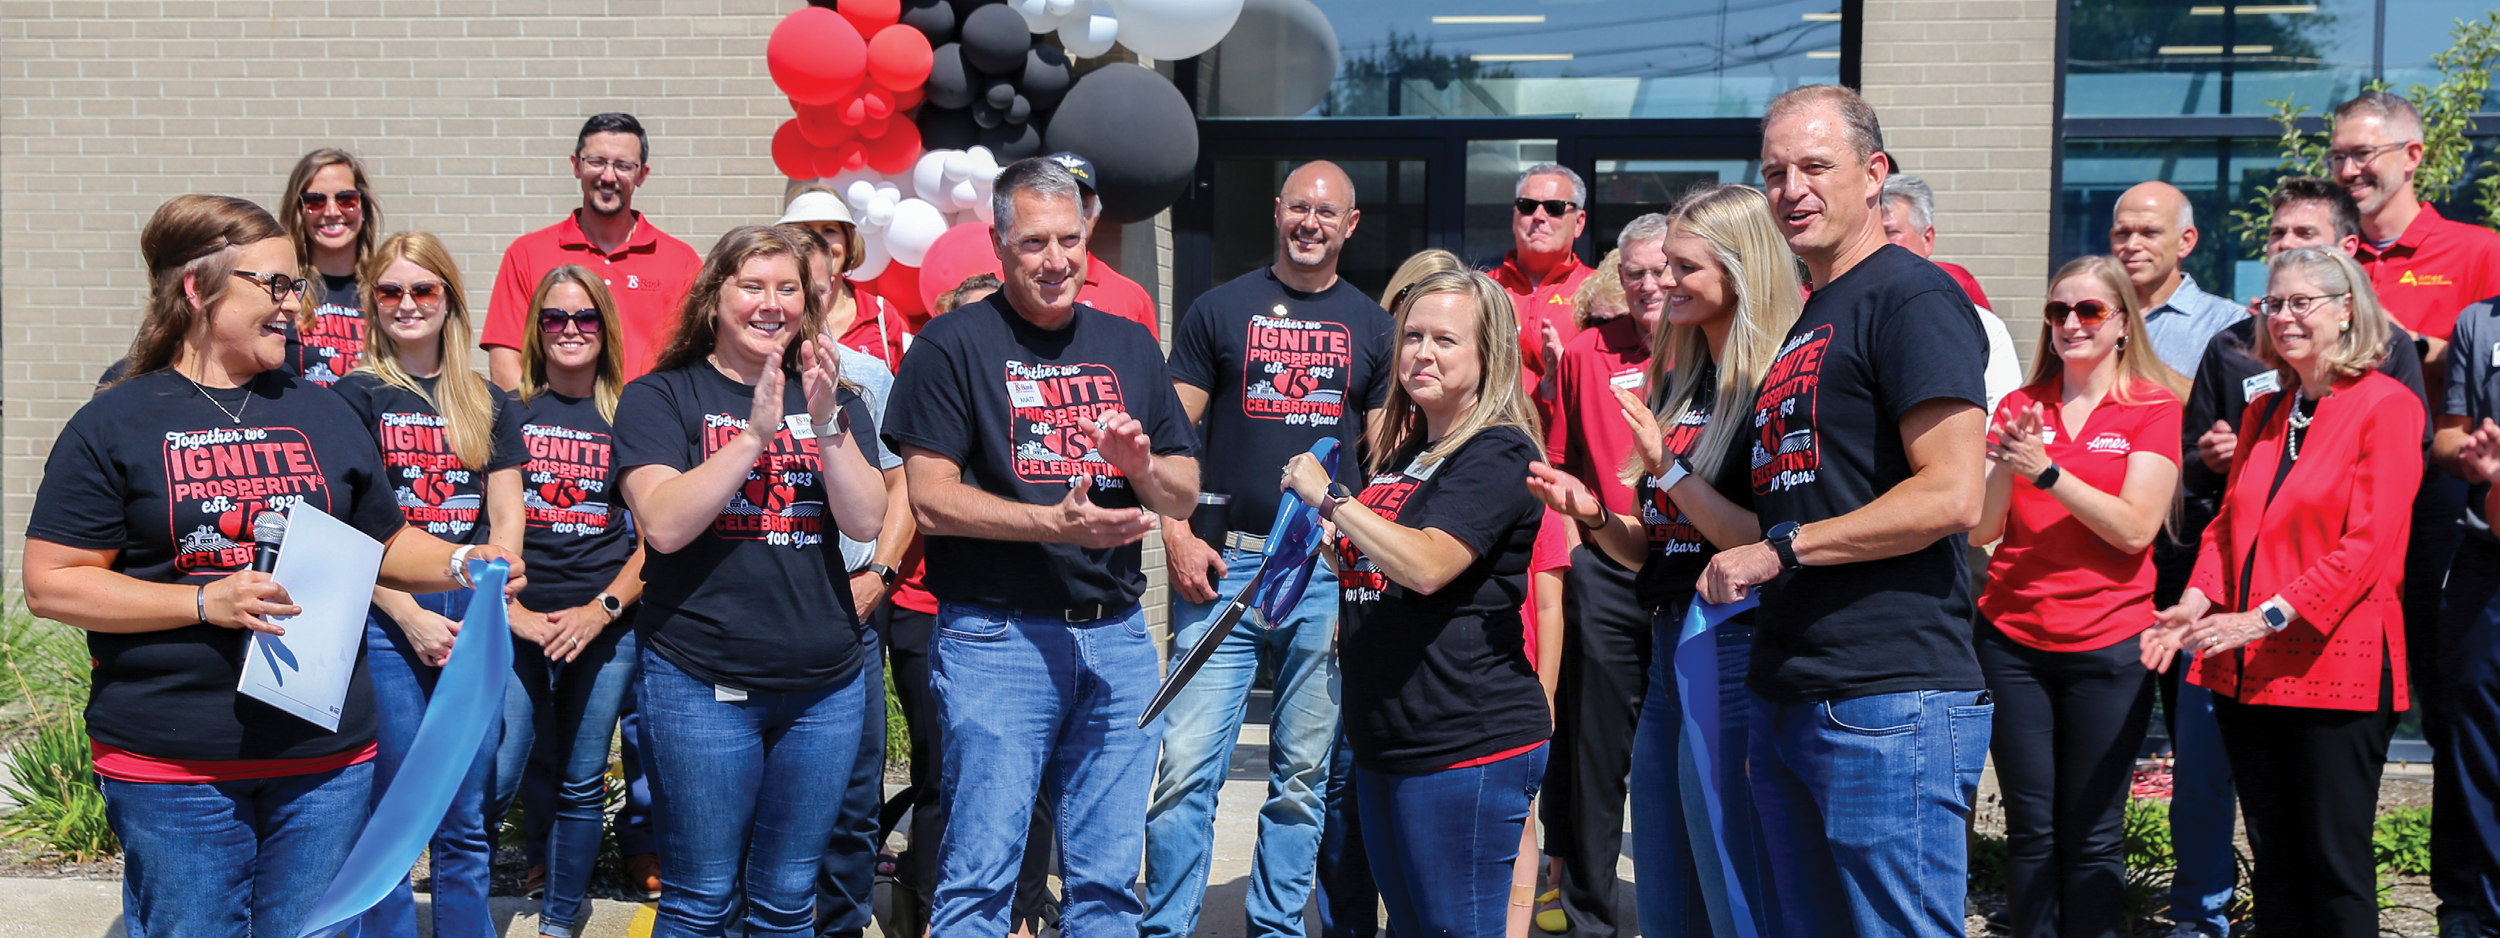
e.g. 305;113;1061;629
2243;371;2281;400
1006;379;1045;408
783;413;816;439
1403;455;1442;480
1610;369;1646;390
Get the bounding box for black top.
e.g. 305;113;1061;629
2180;316;2426;516
1167;268;1394;533
614;364;867;693
298;273;367;387
515;392;637;612
332;371;529;546
883;297;1196;612
1336;426;1549;773
1743;245;1989;703
2444;297;2500;543
26;370;406;760
1633;375;1757;612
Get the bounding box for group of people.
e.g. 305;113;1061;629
24;81;2500;938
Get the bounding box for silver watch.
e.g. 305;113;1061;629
596;592;625;618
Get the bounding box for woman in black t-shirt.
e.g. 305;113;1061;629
23;195;522;938
332;231;529;938
1283;267;1547;938
614;225;889;937
278;148;376;386
1523;189;1802;936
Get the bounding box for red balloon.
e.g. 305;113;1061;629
772;119;822;180
892;84;926;113
767;7;868;106
862;87;895;121
818;140;869;177
876;264;929;326
864;118;923;174
916;223;1004;313
838;0;902;38
793;100;857;148
867;24;935;93
858;116;891;140
838;96;868;126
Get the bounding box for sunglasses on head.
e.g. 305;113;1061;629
373;282;446;307
2043;299;2114;328
538;308;604;334
1514;197;1577;218
301;189;361;212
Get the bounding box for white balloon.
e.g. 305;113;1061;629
850;235;893;281
845;180;879;210
965;146;997;174
942;151;976;182
886;199;951;267
1008;0;1059;31
971;190;997;224
951;179;980;209
1058;8;1119;58
865;196;898;228
1046;0;1077;14
1107;0;1241;60
914;151;959;207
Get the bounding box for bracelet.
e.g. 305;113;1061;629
195;584;208;626
448;544;477;589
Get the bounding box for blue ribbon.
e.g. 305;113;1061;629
296;560;513;938
1675;594;1761;938
1251;437;1340;623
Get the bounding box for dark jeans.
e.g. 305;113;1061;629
497;617;642;938
1975;620;2155;938
1315;725;1381;938
105;762;372;938
2414;476;2469;914
2214;682;2398;938
1359;743;1549;938
817;623;889;938
1540;546;1649;937
2440;535;2500;936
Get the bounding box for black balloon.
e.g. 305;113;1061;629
1006;94;1031;126
1044;63;1199;225
959;3;1031;76
926;43;975;110
918;106;981;151
972;99;1003;128
980;122;1043;161
943;0;986;16
1020;46;1071;112
899;0;956;45
985;79;1017;110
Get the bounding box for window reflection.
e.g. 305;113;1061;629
2065;0;2374;116
1589;159;1758;253
1208;159;1428;302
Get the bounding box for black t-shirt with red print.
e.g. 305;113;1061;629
1632;375;1757;613
883;296;1197;613
514;391;636;612
332;371;528;546
296;274;366;387
1168;268;1393;534
27;369;407;761
614;364;867;693
1335;426;1549;774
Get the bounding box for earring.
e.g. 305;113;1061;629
2341;320;2352;334
2117;334;2129;349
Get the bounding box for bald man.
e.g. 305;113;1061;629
1145;160;1394;938
2110;181;2246;375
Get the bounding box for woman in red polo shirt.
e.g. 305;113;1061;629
1972;254;2185;938
2143;246;2421;938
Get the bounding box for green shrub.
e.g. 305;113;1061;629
1969;828;2007;896
0;715;118;861
2376;805;2434;877
0;606;91;728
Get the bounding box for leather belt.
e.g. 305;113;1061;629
1018;603;1117;623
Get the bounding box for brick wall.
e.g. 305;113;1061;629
1860;0;2060;373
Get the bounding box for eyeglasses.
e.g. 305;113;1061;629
2326;141;2407;168
538;308;604;334
300;189;362;213
1514;198;1578;218
578;156;643;176
2043;299;2114;328
231;270;309;303
2254;292;2350;317
1281;201;1347;226
373;281;448;308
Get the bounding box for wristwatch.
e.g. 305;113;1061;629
864;562;898;587
595;592;624;618
1765;521;1804;572
2259;601;2290;632
1322;482;1356;519
2033;462;2063;490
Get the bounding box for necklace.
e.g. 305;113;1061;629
2285;395;2318;460
183;370;251;425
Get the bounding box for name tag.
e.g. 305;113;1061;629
1610;369;1646;390
1403;456;1441;481
1006;379;1045;408
2242;371;2280;400
2489;341;2499;369
783;413;815;439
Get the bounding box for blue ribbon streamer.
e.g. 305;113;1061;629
296;560;513;938
1675;594;1761;938
1251;437;1340;623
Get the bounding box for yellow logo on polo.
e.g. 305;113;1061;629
2400;270;2455;287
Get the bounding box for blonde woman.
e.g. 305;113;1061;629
1284;267;1548;938
1971;255;2185;938
1524;186;1803;937
278;149;381;384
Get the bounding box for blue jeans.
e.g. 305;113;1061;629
638;644;867;938
1142;549;1340;938
509;620;641;938
1355;742;1548;938
106;762;372;938
2168;659;2239;937
818;622;889;937
361;590;502;938
615;683;657;858
1315;725;1380;938
1749;688;1994;938
930;603;1160;938
489;636;549;868
1631;609;1767;938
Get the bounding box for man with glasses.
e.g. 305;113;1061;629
1142;159;1390;938
482;112;699;388
2109;180;2244;377
1494;163;1594;411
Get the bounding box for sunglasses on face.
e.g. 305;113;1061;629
300;189;361;212
373;282;447;308
1514;197;1578;218
2043;299;2114;328
538;308;604;334
231;270;310;303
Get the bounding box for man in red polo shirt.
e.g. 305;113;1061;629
483;113;700;388
1046;151;1160;339
1495;163;1594;407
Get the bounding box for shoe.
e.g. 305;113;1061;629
524;864;545;900
2439;910;2483;938
626;852;663;901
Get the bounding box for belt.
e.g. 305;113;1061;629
1222;531;1268;553
1013;603;1123;623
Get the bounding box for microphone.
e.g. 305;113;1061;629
251;511;287;574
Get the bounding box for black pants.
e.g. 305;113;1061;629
882;605;1057;933
1975;619;2155;938
2412;476;2469;913
2215;681;2398;938
2437;536;2500;934
1540;546;1650;936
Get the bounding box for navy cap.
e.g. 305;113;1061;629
1044;151;1098;193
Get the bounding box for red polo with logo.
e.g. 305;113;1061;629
1492;249;1593;424
482;210;701;381
1977;376;2183;651
1084;253;1159;339
1547;313;1651;513
2355;202;2500;340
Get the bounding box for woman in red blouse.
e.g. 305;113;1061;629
1972;254;2185;938
2143;246;2421;938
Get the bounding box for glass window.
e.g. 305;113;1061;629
1464;139;1560;265
1588;158;1758;255
2383;0;2500;97
2057;137;2285;299
1202;0;1842;119
2065;0;2375;116
1207;159;1429;302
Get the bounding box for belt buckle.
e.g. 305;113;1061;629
1060;603;1108;622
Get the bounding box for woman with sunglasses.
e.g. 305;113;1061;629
2144;246;2421;938
1969;255;2185;938
24;195;523;938
500;265;647;938
333;232;530;938
779;187;911;372
279;149;378;385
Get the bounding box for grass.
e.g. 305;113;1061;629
0;605;91;732
0;604;113;862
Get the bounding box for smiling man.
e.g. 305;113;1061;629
482;113;699;389
2109;181;2244;376
2332;91;2500;360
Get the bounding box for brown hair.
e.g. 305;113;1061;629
2028;255;2188;402
518;265;628;423
119;195;288;383
1764;84;1885;165
356;232;500;471
936;273;1003;314
278;149;380;329
1363;267;1541;474
652;225;826;377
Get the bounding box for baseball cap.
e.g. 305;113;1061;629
1044;152;1098;193
777;189;855;226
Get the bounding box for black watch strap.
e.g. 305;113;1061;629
2033;462;2062;490
865;562;898;586
1767;522;1803;572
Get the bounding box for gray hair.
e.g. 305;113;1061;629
1764;85;1885;164
1882;174;1936;233
1516;163;1587;207
1617;212;1672;253
992;157;1083;246
2333;91;2425;142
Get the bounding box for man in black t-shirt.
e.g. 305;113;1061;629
1697;85;1994;938
882;158;1200;938
1141;161;1391;938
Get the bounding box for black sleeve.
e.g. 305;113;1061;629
882;334;972;463
330;374;383;444
1167;297;1220;392
2376;334;2430;449
487;387;530;472
1870;289;1987;423
2181;335;2233;499
1363;311;1395;410
24;420;128;551
613;375;695;473
1142;350;1198;457
1405;430;1540;556
838;387;877;448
